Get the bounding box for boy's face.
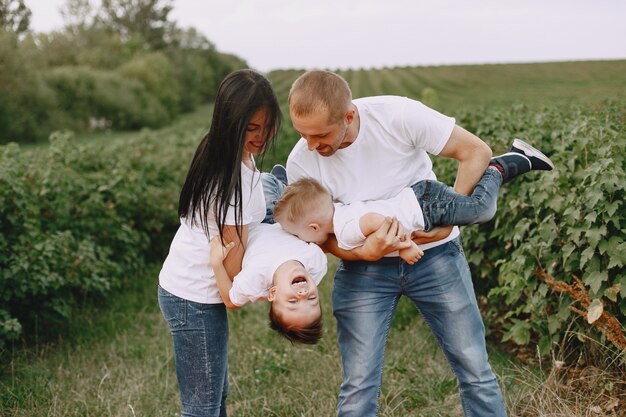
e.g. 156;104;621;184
268;261;321;327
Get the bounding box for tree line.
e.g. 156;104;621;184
0;0;246;144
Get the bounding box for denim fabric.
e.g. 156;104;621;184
412;167;502;232
261;172;285;224
158;286;229;417
332;237;506;417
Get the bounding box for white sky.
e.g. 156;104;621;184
25;0;626;72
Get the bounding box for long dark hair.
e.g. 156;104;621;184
178;69;281;240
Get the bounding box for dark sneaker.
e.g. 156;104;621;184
270;164;288;185
510;138;554;171
490;153;531;183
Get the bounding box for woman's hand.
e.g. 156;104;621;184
209;236;235;269
411;225;453;245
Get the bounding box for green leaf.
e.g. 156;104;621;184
502;319;531;345
580;246;595;269
585;225;607;249
584;270;608;294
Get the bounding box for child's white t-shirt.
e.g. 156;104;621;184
229;223;328;307
287;95;460;251
333;188;424;250
159;163;266;304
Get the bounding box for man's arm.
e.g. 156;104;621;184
438;125;492;195
412;125;491;244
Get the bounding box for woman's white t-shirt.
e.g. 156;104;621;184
159;163;266;304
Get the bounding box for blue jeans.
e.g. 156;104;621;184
413;167;502;232
332;237;507;417
261;172;285;224
158;286;229;417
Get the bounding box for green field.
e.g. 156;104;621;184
1;60;625;416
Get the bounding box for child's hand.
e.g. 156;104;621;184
399;241;424;265
209;236;235;268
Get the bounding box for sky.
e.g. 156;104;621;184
25;0;626;72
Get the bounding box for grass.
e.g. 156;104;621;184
4;257;622;416
3;60;625;415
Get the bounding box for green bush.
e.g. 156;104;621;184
45;66;169;130
0;129;190;347
116;52;180;120
0;31;60;143
450;101;625;355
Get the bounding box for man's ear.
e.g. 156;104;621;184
345;107;356;125
267;286;277;301
309;222;321;232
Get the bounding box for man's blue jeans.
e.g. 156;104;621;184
158;286;229;417
332;237;507;417
414;166;502;232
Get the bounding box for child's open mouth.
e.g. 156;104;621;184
291;276;307;288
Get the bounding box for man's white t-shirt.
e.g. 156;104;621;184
159;163;266;304
333;188;424;250
287;95;459;251
229;223;328;307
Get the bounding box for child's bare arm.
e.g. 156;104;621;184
399;241;424;265
359;212;387;236
209;237;239;309
323;217;412;261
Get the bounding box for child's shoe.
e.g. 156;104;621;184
510;139;555;171
490;139;554;183
271;164;288;185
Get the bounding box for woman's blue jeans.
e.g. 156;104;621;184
158;286;229;417
332;237;507;417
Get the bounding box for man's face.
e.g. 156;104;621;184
268;261;321;327
290;109;348;157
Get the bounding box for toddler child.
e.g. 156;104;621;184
274;138;554;264
209;222;327;344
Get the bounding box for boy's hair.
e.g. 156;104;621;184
273;178;331;224
289;70;352;125
269;305;323;345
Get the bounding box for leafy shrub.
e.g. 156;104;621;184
116;52;180;120
0;127;193;347
448;101;625;355
45;66;169;130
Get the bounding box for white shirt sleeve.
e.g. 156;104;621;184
399;97;456;156
229;269;268;306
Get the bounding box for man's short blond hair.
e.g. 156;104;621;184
289;70;352;125
273;178;331;224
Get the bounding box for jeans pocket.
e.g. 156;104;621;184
449;237;465;256
158;286;187;329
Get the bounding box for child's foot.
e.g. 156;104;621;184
271;164;288;185
510;139;555;171
490;139;554;183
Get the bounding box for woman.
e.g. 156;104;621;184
158;69;281;417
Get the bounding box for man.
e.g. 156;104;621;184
286;70;507;417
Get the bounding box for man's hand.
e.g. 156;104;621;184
357;217;413;261
411;226;453;245
209;236;235;269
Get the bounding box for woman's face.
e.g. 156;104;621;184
243;107;273;158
